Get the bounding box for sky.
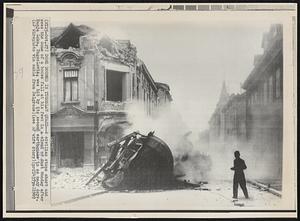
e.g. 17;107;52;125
51;11;276;133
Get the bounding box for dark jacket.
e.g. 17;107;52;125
231;158;247;177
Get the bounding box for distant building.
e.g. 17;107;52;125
208;24;283;181
208;81;230;145
50;23;172;170
156;82;173;108
209;82;247;147
222;93;247;143
217;81;230;109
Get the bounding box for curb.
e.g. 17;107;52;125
247;180;281;197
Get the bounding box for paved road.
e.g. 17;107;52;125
51;180;283;210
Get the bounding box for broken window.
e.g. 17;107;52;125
106;70;126;102
64;69;79;101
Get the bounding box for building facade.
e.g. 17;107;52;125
207;24;283;180
50;23;172;170
209;83;247;148
208;81;230;146
242;24;283;180
155;82;173;114
156;82;173;105
220;93;247;144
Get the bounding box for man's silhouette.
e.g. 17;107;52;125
231;151;249;199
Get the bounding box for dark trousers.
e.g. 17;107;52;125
233;174;249;198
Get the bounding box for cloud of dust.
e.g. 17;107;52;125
206;144;240;182
123;101;281;183
207;140;281;182
124;101;188;148
124;101;213;183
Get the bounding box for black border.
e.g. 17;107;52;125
3;0;298;217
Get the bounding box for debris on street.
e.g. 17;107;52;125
51;167;104;190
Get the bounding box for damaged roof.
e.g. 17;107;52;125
51;23;95;48
51;23;137;65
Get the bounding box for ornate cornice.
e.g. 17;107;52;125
56;50;84;68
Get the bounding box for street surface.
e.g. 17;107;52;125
50;180;283;210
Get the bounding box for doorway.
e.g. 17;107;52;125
59;132;84;167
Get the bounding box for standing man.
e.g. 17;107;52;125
231;151;249;199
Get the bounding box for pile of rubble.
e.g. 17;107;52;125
51;167;104;190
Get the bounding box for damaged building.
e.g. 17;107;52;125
208;24;283;181
50;23;172;170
